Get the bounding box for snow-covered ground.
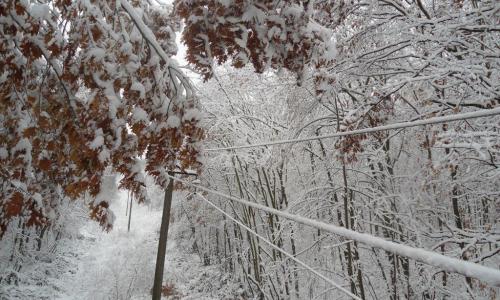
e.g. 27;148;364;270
55;190;160;299
1;189;242;300
56;189;243;299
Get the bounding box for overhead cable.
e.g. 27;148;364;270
204;107;500;151
168;175;500;287
195;193;361;300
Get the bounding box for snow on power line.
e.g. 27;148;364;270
195;193;361;300
169;175;500;287
204;107;500;151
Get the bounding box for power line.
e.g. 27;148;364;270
168;175;500;286
195;193;361;300
204;107;500;151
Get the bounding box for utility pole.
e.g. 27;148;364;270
152;173;174;300
127;192;133;232
152;171;198;300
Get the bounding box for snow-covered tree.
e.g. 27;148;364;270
0;0;203;236
177;1;499;298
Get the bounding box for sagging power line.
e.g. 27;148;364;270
168;175;500;287
204;107;500;151
195;193;361;300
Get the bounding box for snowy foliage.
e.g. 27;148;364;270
1;0;499;299
175;0;336;83
196;58;499;298
0;0;203;236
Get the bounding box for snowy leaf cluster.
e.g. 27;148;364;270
175;0;336;83
0;0;203;236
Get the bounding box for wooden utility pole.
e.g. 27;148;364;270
127;193;133;232
152;174;174;300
